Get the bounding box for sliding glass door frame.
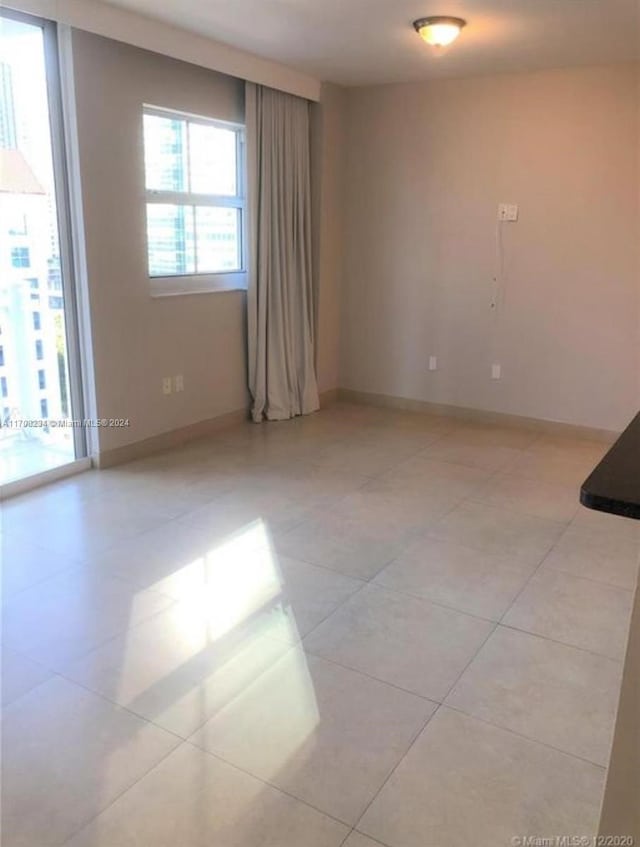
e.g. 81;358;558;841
1;6;87;464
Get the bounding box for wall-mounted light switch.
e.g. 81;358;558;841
428;356;438;371
162;377;172;395
491;364;502;380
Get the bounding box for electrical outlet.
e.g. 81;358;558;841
497;203;519;222
491;364;502;380
175;374;184;393
162;376;172;395
428;356;437;372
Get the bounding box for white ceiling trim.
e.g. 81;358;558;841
2;0;321;100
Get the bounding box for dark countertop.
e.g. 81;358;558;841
580;411;640;519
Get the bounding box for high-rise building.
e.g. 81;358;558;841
0;61;17;148
0;148;65;431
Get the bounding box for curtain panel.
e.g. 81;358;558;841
245;82;320;422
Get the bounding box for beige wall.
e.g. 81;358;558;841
72;32;639;449
71;30;248;454
340;64;640;432
310;82;348;394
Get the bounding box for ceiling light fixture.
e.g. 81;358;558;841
413;16;466;47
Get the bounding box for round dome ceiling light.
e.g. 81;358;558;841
413;16;467;47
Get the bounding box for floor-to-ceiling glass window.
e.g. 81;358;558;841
0;11;85;485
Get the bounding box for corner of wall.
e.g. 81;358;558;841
311;81;349;395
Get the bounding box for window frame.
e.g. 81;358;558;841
143;104;247;297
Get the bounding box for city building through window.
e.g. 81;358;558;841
143;106;246;293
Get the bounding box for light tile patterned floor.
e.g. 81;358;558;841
1;402;638;847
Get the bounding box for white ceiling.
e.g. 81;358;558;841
103;0;640;86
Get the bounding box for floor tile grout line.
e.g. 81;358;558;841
5;457;261;566
439;491;570;532
7;407;630;846
349;703;444;837
4;503;205;597
303;609;622;705
299;641;442;705
366;581;507;625
477;506;637;660
348;702;607;847
495;530;568;627
1;669;58;711
349;831;395;847
496;621;627;663
56;736;187;847
58;621;442;738
438;619;501;705
182;737;362;831
432;471;638;598
441;702;608;769
495;523;636;638
465;492;581;526
532;560;639;594
56;657;377;842
290;578;372;642
58;631;439;742
272;480;474;584
2;560;83;604
40;670;190;744
10;595;183;682
337;828;356;847
8;424;589;604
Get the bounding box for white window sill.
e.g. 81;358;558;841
150;272;247;298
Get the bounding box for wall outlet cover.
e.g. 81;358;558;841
498;203;519;222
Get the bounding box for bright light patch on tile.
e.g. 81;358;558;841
175;521;282;641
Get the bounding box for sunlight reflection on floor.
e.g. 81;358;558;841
114;518;320;773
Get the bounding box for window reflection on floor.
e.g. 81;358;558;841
113;518;320;778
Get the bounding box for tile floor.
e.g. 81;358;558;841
1;402;638;847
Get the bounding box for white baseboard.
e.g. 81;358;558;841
96;407;250;469
337;387;619;444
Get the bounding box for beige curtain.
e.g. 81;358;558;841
245;82;320;423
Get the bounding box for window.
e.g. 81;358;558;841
35;339;43;360
143;106;245;295
11;246;30;268
0;345;4;366
38;369;46;390
40;398;48;418
33;311;41;331
1;376;7;397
